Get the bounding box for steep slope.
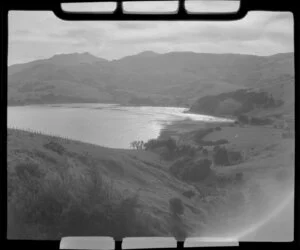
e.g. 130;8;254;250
7;128;207;239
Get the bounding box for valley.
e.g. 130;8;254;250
7;51;295;240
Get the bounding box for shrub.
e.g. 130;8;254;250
215;126;222;131
216;139;229;145
186;159;212;181
194;128;214;144
145;138;199;161
235;172;244;182
144;138;176;151
43;141;66;155
182;190;196;199
15;162;44;180
130;140;144;150
8;162;154;240
169;197;184;216
202;148;208;156
217;172;244;189
216;174;234;188
214;147;243;166
144;139;159;150
170;158;212;182
213;147;230;166
228;150;243;164
144;138;178;160
176;144;196;158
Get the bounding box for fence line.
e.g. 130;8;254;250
8;126;103;147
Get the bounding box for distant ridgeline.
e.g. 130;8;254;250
8;52;294;107
189;89;284;118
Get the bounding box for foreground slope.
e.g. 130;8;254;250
7;128;205;239
7;122;294;239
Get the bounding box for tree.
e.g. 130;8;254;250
213;146;230;166
202;148;208;156
130;141;137;149
130;140;145;150
170;158;212;182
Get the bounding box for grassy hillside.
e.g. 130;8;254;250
146;118;294;237
7;121;294;239
189;77;294;120
7;128;203;239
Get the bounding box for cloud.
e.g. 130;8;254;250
185;0;240;13
122;1;178;13
49;28;106;48
8;7;294;65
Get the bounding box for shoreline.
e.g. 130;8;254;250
8;103;235;149
7;102;186;110
183;109;237;123
7;101;188;109
158;118;233;141
8;102;236;119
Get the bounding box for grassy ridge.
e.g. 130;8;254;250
7;129;168;239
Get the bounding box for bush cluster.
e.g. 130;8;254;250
170;157;212;182
213;146;243;166
193;128;214;144
182;190;196;199
8;162;154;240
237;115;272;126
144;138;196;160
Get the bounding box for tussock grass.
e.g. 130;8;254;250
43;141;66;155
34;150;58;164
8;160;155;240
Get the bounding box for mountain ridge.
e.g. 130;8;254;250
8;51;294;117
9;51;294;68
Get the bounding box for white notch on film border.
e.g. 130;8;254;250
60;236;239;249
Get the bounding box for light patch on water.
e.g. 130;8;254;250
7;103;233;148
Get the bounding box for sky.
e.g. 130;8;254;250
8;0;294;65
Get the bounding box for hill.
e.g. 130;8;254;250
7;128;202;239
189;75;294;120
7;116;294;239
8;51;294;107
